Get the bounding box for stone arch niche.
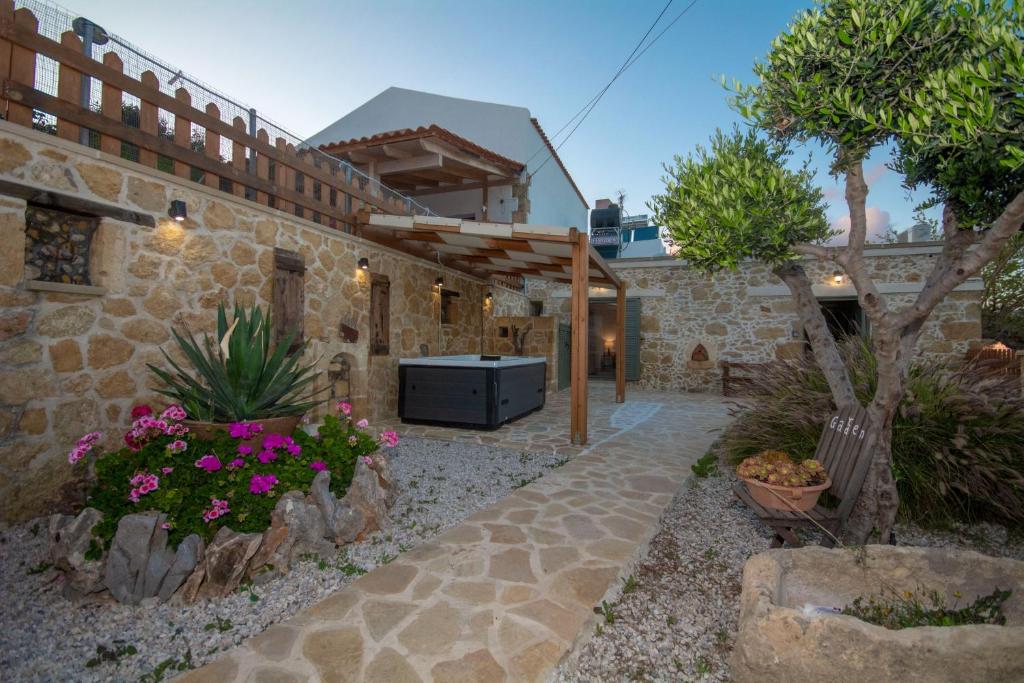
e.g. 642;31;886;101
327;352;356;405
686;340;717;370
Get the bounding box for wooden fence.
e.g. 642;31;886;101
721;360;764;397
965;344;1023;380
0;1;410;229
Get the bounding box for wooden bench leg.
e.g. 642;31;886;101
769;526;803;548
770;533;785;548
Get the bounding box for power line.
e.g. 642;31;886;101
524;0;674;166
529;0;701;179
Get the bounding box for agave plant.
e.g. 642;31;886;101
148;303;324;421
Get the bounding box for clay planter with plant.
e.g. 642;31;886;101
736;450;831;512
148;303;324;444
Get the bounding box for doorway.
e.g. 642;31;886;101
585;299;641;382
820;298;867;340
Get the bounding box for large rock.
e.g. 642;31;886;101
48;507;105;598
368;453;398;508
249;491;332;578
193;527;263;600
310;470;366;544
341;458;391;536
732;546;1024;683
101;512;203;604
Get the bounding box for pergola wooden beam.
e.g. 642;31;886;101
358;211;625;444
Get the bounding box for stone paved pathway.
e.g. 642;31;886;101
177;385;733;682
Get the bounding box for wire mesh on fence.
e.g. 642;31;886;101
14;0;435;216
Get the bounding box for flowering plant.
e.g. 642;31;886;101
736;450;827;488
73;401;395;549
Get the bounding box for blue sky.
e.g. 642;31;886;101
77;0;929;237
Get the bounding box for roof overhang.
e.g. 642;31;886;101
358;211;620;288
321;125;523;196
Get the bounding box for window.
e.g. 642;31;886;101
24;205;99;285
272;248;305;350
440;290;460;325
370;274;390;355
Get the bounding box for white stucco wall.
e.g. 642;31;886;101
417;184;516;223
306;87;588;230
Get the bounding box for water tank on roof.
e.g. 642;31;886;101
590;205;621;230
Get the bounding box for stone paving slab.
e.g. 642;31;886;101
177;386;733;682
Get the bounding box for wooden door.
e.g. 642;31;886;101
272;248;304;350
370;274;390;355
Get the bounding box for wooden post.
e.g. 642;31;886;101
570;232;589;445
138;71;159;168
615;283;626;403
56;31;82;143
100;52;123;156
232;116;247;198
275;138;294;215
202;103;221;189
255;128;270;206
0;0;13;121
8;7;38;128
172;88;192;180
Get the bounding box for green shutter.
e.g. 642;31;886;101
557;322;571;391
625;298;641;381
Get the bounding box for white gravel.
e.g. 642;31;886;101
0;437;565;682
557;470;1024;683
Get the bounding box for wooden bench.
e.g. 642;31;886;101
733;404;874;547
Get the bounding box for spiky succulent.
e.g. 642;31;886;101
148;303;324;422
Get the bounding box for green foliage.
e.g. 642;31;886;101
691;451;719;478
735;0;1023;225
649;127;832;271
85;642;138;668
843;586;1011;629
983;231;1024;347
84;412;377;549
721;339;1024;527
149;302;324;421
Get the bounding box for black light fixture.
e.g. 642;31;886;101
168;199;187;222
358;257;370;271
434;276;444;288
485;291;493;301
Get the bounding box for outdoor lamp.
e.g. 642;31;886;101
485;291;493;301
168;200;187;222
358;257;370;270
833;271;845;284
434;276;445;288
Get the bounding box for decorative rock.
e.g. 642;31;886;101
311;470;367;544
158;534;204;601
341;458;391;535
194;527;264;599
48;507;105;598
103;511;163;604
249;491;331;576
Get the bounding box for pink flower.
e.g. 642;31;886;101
160;405;187;422
237;444;253;456
168;422;190;436
128;488;140;503
194;454;222;472
309;460;328;472
360;455;374;467
68;431;103;464
263;433;287;450
228;421;263;440
161;522;171;530
249;473;278;495
337;401;352;416
202;497;230;523
256;449;278;464
378;430;399;448
130;405;153;419
347;435;358;446
167;439;188;454
227;458;246;469
356;418;369;429
161;466;174;474
286;442;301;457
127;470;158;501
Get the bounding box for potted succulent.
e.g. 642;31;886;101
736;450;831;512
149;303;324;445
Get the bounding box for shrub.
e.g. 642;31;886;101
721;339;1024;528
71;402;398;549
148;302;324;422
843;587;1011;629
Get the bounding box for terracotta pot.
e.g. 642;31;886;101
740;475;832;512
183;415;301;450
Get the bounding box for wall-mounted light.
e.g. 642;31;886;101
833;271;845;285
434;276;445;289
358;257;370;271
168;199;187;222
485;291;493;302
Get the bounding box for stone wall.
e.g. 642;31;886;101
528;252;982;393
484;315;559;393
0;124;530;523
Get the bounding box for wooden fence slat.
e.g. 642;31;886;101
275;137;294;215
172;87;191;179
0;0;13;119
301;149;319;223
100;51;123;156
255;128;270;205
0;22;394;213
138;70;159;168
56;31;81;142
8;7;37;127
231;116;246;198
203;102;220;189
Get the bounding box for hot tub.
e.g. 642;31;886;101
399;355;546;428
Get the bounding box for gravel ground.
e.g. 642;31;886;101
557;471;1024;683
0;437;564;683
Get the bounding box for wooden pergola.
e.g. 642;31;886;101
357;211;625;445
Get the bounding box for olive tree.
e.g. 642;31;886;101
656;0;1024;542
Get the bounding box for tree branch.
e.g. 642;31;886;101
773;262;858;409
837;157;887;322
894;189;1024;328
792;243;840;262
